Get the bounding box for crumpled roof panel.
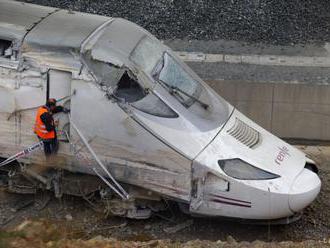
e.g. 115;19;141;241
0;0;56;41
93;18;145;57
90;18;146;66
24;9;110;50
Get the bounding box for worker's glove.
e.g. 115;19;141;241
63;108;70;114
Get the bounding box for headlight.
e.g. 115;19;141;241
218;159;280;180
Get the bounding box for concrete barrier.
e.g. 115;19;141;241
206;80;330;141
176;49;330;141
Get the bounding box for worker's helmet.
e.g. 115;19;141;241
46;98;57;108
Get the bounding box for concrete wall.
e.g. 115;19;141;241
206;80;330;141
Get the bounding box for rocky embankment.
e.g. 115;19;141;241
21;0;330;45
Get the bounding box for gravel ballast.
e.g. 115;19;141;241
20;0;330;45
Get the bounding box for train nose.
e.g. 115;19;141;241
289;168;321;213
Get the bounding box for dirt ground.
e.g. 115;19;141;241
0;145;329;247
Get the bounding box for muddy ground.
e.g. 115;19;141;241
0;145;328;247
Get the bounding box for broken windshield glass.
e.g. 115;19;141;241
132;93;178;118
114;71;146;103
155;52;202;108
83;52;125;89
157;79;209;109
130;35;165;74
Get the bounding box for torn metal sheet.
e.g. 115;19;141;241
92;19;145;57
82;52;125;88
90;49;124;68
88;18;146;67
22;51;82;72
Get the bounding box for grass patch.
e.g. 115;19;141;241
0;230;25;248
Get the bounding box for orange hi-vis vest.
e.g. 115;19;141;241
34;106;55;139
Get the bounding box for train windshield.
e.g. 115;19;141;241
130;36;165;74
131;36;203;108
154;52;202;108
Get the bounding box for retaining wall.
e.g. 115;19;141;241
206;80;330;141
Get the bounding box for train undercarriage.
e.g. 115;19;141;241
0;160;172;220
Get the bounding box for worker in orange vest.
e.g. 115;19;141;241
34;98;69;156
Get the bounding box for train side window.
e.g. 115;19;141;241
114;71;146;103
0;39;15;60
132;93;179;118
113;71;178;118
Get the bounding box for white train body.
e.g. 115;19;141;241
0;0;321;222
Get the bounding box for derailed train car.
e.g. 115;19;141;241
0;0;321;222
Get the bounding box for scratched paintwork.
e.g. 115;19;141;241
0;0;322;221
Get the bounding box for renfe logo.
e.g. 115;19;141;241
275;146;290;165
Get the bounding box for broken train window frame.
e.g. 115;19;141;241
152;51;203;109
0;38;19;69
81;54;178;119
112;69;179;118
129;34;165;75
129;35;205;110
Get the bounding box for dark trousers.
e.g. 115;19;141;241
41;138;59;156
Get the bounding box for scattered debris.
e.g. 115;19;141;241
0;215;16;227
163;219;194;234
93;221;127;231
34;192;51;211
65;214;73;221
10;198;34;213
144;224;151;230
226;235;237;244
